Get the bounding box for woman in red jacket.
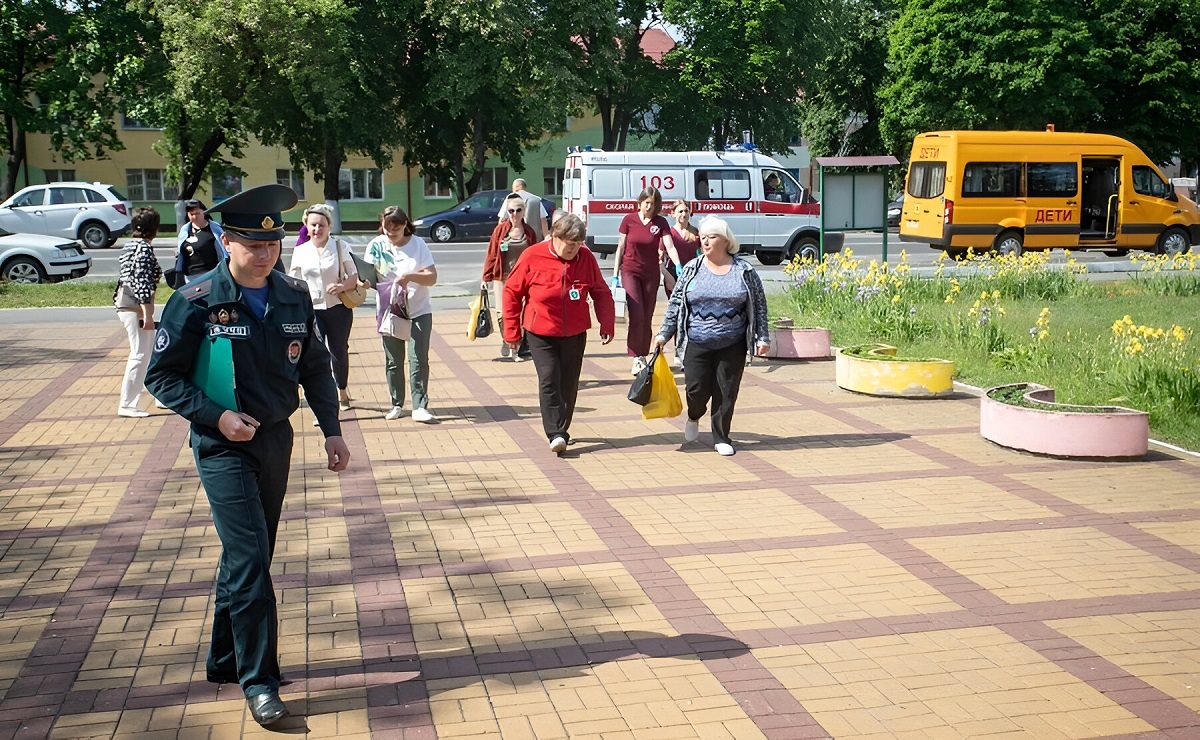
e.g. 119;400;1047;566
483;193;537;360
503;214;615;455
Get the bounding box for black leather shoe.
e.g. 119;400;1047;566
247;692;288;725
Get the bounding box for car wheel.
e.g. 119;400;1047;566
431;222;455;243
787;237;820;262
2;257;47;284
756;251;783;266
78;221;110;250
993;230;1023;257
1157;227;1189;256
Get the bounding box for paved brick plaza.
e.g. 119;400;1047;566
1;311;1199;738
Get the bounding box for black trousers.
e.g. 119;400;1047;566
314;303;354;390
684;340;747;445
527;331;587;441
193;420;293;698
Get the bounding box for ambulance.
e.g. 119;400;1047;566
899;129;1200;256
561;147;841;265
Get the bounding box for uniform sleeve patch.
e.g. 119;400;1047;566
154;328;171;352
282;323;307;334
287;339;303;364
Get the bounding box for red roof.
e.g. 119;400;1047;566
640;28;675;63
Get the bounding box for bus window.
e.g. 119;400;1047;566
1028;163;1078;198
962;163;1021;197
1133;166;1172;199
907;162;946;199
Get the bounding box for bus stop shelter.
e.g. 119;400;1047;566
814;155;901;260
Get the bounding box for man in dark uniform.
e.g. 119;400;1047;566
145;184;350;726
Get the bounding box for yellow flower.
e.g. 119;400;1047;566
892;293;901;304
1037;330;1050;341
991;290;1001;300
944;294;955;303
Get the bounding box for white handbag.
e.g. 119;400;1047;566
610;277;626;320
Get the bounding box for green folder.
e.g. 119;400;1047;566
190;335;240;411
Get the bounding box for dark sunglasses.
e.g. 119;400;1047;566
508;208;524;214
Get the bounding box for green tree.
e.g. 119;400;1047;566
398;0;582;199
798;0;891;158
656;0;819;153
1;0;131;199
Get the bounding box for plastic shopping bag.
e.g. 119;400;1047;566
467;289;485;340
641;351;682;420
610;276;626;319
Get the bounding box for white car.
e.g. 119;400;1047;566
0;182;133;249
0;228;92;283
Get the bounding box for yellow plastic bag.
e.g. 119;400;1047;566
467;291;484;341
641;351;683;420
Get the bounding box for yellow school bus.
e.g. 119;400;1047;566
898;129;1200;256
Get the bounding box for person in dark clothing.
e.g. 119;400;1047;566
146;184;351;727
176;199;228;282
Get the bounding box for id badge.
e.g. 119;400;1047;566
568;287;581;301
500;242;509;252
186;236;198;244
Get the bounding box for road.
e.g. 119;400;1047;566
82;231;1141;297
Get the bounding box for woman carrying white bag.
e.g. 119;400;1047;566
363;206;438;423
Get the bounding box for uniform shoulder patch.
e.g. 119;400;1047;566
280;274;308;293
180;278;214;303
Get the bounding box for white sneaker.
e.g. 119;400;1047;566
312;417;320;427
500;342;511;359
549;436;567;454
684;418;699;442
154;399;169;409
631;356;647;376
385;406;405;421
715;443;735;456
671;355;683;370
117;407;149;418
412;407;435;423
513;353;527;363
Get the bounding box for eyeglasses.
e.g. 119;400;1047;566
508;208;524;214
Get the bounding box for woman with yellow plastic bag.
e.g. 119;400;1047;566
654;217;769;456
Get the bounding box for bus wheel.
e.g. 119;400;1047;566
1157;227;1189;256
993;230;1023;257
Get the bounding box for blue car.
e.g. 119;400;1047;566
413;189;555;242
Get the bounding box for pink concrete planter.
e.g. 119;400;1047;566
980;382;1150;458
766;319;832;359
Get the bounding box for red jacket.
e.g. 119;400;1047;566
482;220;537;282
502;240;615;341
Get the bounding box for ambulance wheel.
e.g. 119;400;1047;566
787;237;820;263
1156;227;1189;256
756;251;783;266
431;221;455;243
993;230;1023;257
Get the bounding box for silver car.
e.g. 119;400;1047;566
0;182;133;249
0;228;92;283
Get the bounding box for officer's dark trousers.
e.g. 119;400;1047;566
192;420;293;698
527;330;587;442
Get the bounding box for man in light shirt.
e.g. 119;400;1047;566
496;178;549;241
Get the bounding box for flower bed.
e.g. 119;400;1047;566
766;318;831;359
835;343;955;398
981;382;1149;458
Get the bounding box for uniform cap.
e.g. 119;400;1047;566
205;184;298;241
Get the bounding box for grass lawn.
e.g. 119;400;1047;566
769;250;1200;451
0;281;174;308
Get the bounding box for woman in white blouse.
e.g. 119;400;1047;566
288;204;359;411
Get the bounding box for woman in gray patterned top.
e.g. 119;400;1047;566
114;207;164;418
654;216;769;456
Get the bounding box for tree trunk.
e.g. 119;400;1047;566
179;129;227;198
322;145;343;233
598;96;616;150
3;124;24;201
468;109;486;196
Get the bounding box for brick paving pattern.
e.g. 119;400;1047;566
0;312;1198;738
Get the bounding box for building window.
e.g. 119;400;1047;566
121;114;161;130
337;168;383;201
126;169;179;201
473;167;509;192
212;174;243;201
276;168;306;200
543;167;565;197
423;174;452;199
43;169;76;183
